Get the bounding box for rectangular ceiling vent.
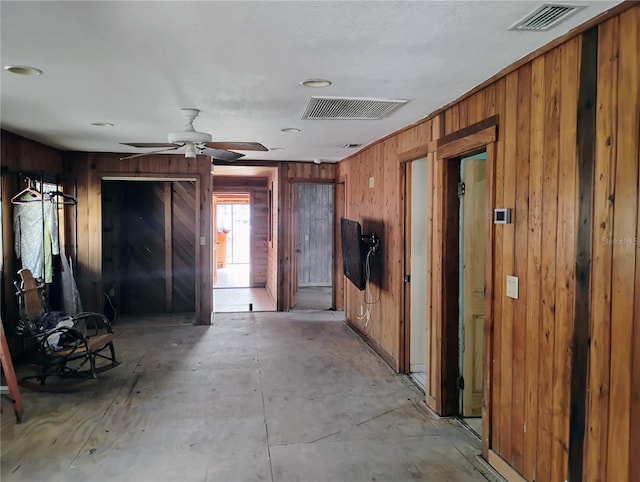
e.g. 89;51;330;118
509;4;584;31
303;96;408;120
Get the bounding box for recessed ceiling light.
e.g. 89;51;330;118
91;122;114;127
302;79;332;88
281;128;301;133
4;65;43;76
270;147;285;151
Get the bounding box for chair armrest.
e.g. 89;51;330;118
73;312;113;335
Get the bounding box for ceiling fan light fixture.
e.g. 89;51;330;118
302;79;332;88
4;65;43;76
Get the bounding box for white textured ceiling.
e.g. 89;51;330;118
1;1;621;163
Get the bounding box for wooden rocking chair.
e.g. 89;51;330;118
14;269;119;391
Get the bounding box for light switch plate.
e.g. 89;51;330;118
200;236;206;246
506;275;519;299
369;176;375;188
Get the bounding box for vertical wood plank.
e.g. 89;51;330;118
550;35;580;482
499;71;519;462
606;9;639;482
491;77;506;452
584;19;618;481
536;45;561;482
627;9;640;481
568;26;598;482
511;62;532;473
482;141;496;457
164;182;173;312
523;55;545;481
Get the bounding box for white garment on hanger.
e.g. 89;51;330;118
13;199;59;281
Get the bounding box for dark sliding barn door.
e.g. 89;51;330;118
122;182;167;313
102;180;196;315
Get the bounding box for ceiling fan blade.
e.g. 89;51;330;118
205;142;268;152
199;148;245;162
120;142;180;148
120;145;182;160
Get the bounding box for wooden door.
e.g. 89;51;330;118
122;181;167;313
297;184;333;287
461;156;486;417
290;184;299;308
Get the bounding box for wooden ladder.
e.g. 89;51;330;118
0;317;23;423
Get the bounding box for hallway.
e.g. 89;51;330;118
2;311;497;482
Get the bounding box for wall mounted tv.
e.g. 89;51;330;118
340;218;380;291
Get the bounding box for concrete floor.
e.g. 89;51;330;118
2;311;498;482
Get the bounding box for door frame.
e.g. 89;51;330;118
284;179;337;311
400;156;432;378
434;115;497;456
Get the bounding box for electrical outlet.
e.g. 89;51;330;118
200;236;206;246
360;305;364;317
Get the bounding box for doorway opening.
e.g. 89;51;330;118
403;157;429;391
214;194;251;288
291;183;334;310
457;150;487;436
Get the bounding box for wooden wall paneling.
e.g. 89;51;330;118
429;114;445;412
277;166;289;311
266;170;279;306
164;183;173;312
498;71;519;462
606;9;639;482
459;99;469;129
482;141;496;457
510;62;532;473
172;181;197;312
550;36;580;482
522;55;545;481
585;18;618;481
490;77;506;451
333;179;345;311
425;150;434;400
426;115;444;413
568;27;598;482
536;45;562;482
475;90;487;124
626;9;640;481
198;168;211;323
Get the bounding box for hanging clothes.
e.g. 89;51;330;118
60;248;82;315
13;198;59;282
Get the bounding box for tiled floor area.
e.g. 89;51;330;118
215;263;250;288
2;311;498;482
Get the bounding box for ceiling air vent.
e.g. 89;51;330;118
509;4;584;31
303;96;408;120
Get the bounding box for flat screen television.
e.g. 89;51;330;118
340;218;366;291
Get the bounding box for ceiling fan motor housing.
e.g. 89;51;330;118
167;131;212;144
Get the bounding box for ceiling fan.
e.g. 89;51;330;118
120;108;268;161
